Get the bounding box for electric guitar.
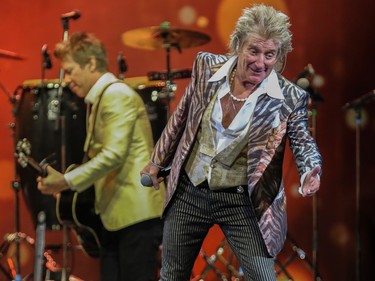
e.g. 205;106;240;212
15;138;102;258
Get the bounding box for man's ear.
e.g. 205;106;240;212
88;56;97;72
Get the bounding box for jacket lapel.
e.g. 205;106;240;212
247;94;284;190
188;65;226;135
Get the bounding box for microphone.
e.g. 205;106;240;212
294;64;315;84
61;10;81;20
296;77;310;89
141;167;171;187
294;64;314;89
342;89;375;110
42;44;52;69
295;64;324;102
117;52;127;80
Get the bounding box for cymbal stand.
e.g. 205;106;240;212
276;233;323;281
1;233;35;281
275;235;299;281
192;239;243;281
274;259;294;281
194;249;228;281
159;29;177;118
0;238;14;280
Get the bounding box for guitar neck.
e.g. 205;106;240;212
25;156;48;177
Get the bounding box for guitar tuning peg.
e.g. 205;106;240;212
16;138;32;155
15;152;27;168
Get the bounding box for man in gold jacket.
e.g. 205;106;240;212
37;31;164;281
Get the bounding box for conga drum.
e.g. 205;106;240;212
13;80;87;230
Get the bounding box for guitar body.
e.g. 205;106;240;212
56;188;102;258
56;172;103;259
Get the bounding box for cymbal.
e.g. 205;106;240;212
0;48;25;60
121;26;210;51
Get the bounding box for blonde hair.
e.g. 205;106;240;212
54;31;108;72
229;4;293;72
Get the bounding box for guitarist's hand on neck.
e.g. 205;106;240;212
37;165;71;195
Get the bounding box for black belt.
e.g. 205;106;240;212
181;171;248;194
198;180;248;194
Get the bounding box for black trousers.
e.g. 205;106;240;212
159;172;276;281
100;218;163;281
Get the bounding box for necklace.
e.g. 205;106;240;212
228;67;249;102
229;91;248;102
227;68;240;114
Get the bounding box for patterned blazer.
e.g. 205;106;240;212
151;52;322;257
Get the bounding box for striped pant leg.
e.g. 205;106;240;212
159;177;214;281
212;191;277;281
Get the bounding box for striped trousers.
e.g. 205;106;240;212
160;172;277;281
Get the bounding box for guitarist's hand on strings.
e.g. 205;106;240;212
37;165;70;195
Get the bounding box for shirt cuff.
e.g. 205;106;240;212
150;160;165;169
64;174;76;190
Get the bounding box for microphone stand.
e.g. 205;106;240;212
59;20;69;281
41;44;52;85
34;211;46;281
343;105;363;281
342;90;375;281
11;181;22;281
58;13;80;281
117;52;127;80
354;107;362;281
310;95;321;281
295;67;324;281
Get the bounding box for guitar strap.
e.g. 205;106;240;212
82;80;125;163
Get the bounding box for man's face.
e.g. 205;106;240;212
236;35;279;88
61;55;95;98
